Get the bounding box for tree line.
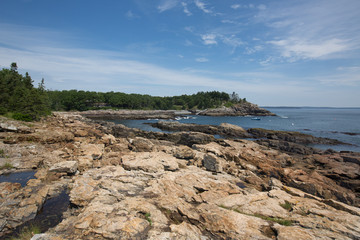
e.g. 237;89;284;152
1;63;247;121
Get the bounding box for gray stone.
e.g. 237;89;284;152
203;153;222;172
49;161;78;174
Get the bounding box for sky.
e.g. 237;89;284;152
0;0;360;107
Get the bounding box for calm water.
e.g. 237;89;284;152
109;107;360;152
0;171;36;187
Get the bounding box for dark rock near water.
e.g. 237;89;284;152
149;121;250;138
248;128;346;145
80;109;177;120
255;139;322;155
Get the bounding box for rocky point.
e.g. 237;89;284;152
0;112;359;239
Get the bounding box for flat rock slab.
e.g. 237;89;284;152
49;161;78;174
122;152;179;173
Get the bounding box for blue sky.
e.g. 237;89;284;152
0;0;360;107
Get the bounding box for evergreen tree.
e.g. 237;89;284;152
0;63;50;121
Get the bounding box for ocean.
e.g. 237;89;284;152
109;107;360;152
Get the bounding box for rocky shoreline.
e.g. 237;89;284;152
75;103;275;120
0;113;359;239
197;103;276;116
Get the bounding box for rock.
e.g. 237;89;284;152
101;134;116;146
122;152;179;172
2;111;360;240
80;109;176;120
0;121;34;134
31;233;63;240
49;161;78;174
249;128;345;145
129;137;155;152
256;139;320;155
269;177;283;189
218;123;250;137
150;121;250;138
174;132;216;146
79;143;104;160
202;153;222;172
0;182;21;197
172;146;196;160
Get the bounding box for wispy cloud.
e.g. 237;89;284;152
231;4;241;10
181;2;192;16
201;34;217;45
258;0;360;61
194;0;211;14
125;10;139;19
195;57;209;62
269;38;349;60
157;0;179;13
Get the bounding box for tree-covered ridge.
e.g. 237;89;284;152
47;90;246;111
1;63;248;119
0;63;50;121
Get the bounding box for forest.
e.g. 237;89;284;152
1;63;247;121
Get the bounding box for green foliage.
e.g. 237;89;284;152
144;212;152;226
0;149;5;157
218;204;293;226
46;90;239;111
279;200;293;211
8;224;41;240
0;162;14;170
12;113;33;122
224;101;234;108
0;63;51;121
1;62;248;114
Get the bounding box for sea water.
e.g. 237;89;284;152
109;107;360;152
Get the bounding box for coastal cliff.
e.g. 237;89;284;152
0;113;359;239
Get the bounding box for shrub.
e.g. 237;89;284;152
12;113;33;122
279;200;293;211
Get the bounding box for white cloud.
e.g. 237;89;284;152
222;35;244;53
157;0;178;12
194;0;211;14
181;2;192;16
195;57;209;62
245;45;263;55
231;4;241;10
258;0;360;61
201;34;217;45
269;38;349;60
